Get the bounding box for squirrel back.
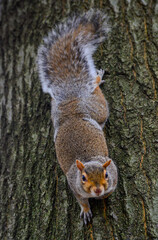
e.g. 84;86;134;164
38;9;110;103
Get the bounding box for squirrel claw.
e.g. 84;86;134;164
80;209;93;225
96;69;105;86
96;69;105;79
99;80;105;85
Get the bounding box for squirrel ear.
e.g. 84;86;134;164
103;160;111;169
76;160;85;171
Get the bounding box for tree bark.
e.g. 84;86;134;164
0;0;157;239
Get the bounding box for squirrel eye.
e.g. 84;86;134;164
105;172;108;178
82;175;87;182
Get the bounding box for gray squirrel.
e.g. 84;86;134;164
37;9;118;225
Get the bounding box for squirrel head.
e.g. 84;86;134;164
76;159;111;197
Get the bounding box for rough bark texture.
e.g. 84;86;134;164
0;0;158;239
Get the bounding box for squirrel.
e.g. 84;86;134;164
37;9;118;225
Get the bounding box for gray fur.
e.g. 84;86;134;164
82;117;103;131
37;9;110;103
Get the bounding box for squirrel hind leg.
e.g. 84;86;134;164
96;69;105;80
95;69;105;89
100;120;106;129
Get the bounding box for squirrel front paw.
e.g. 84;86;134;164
80;209;93;225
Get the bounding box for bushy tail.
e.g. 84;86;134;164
37;9;110;103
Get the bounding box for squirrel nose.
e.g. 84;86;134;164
94;188;102;195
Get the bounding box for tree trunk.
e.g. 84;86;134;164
0;0;157;239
